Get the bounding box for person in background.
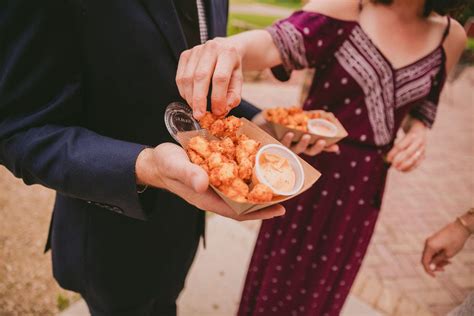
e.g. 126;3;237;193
175;0;467;314
422;208;474;315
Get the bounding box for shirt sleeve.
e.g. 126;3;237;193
410;67;447;128
266;11;350;75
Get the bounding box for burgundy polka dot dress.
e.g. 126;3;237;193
238;11;449;316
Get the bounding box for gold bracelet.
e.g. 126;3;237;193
457;217;474;235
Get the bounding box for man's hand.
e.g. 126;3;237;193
135;143;285;221
176;38;243;120
387;120;428;172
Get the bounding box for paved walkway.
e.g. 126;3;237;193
60;216;379;316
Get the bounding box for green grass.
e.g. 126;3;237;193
227;13;281;36
255;0;301;9
230;0;302;10
56;294;70;311
467;38;474;52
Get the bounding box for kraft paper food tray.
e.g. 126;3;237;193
176;118;321;215
266;110;348;146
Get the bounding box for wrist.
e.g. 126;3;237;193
135;148;161;188
458;209;474;234
409;119;428;133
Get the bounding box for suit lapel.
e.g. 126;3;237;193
140;0;187;61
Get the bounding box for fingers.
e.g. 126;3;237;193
291;134;311;154
387;130;427;172
304;139;326;156
158;144;209;193
234;204;286;221
422;239;438;277
398;150;425;172
180;46;203;111
405;152;425;172
198;194;285;221
430;251;450;272
211;49;240;116
176;49;191;100
392;136;423;169
387;132;412;162
226;66;243;112
192;46;218;119
280;132;295;148
324;144;340;153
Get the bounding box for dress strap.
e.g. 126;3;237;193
441;16;451;43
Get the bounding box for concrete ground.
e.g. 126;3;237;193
60;216;380;316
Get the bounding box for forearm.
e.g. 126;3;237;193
1;124;148;220
227;30;281;71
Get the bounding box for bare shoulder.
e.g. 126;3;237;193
442;17;468;72
303;0;360;21
445;18;468;49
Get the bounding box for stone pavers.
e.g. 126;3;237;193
59;216;379;316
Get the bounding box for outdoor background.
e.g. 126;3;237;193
1;1;473;315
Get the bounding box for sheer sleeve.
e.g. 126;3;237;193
266;11;352;74
410;67;447;128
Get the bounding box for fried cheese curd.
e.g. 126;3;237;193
264;106;323;132
186;113;274;203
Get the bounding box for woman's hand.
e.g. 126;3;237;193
280;133;339;156
251;112;339;156
386;119;428;172
421;221;470;277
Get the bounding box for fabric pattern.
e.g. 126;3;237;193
238;11;447;316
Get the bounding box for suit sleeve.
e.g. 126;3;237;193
230;99;261;120
0;1;148;220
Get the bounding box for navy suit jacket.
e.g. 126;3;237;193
0;0;259;308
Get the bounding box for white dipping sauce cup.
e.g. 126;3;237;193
307;118;338;137
254;144;304;196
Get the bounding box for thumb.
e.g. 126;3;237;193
159;144;209;193
174;155;209;193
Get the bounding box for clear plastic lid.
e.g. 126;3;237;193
164;102;201;142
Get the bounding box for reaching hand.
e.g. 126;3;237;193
135;143;285;221
280;133;340;156
176;38;243;120
251;112;339;156
421;221;470;277
386;120;428;172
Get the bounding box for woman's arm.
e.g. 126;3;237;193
386;18;467;172
230;30;282;71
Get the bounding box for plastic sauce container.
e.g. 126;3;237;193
307;118;338;137
254;144;304;196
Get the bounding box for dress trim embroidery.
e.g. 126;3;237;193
267;22;309;73
335;26;394;146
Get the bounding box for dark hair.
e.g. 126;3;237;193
372;0;466;17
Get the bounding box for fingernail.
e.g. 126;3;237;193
429;263;436;271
